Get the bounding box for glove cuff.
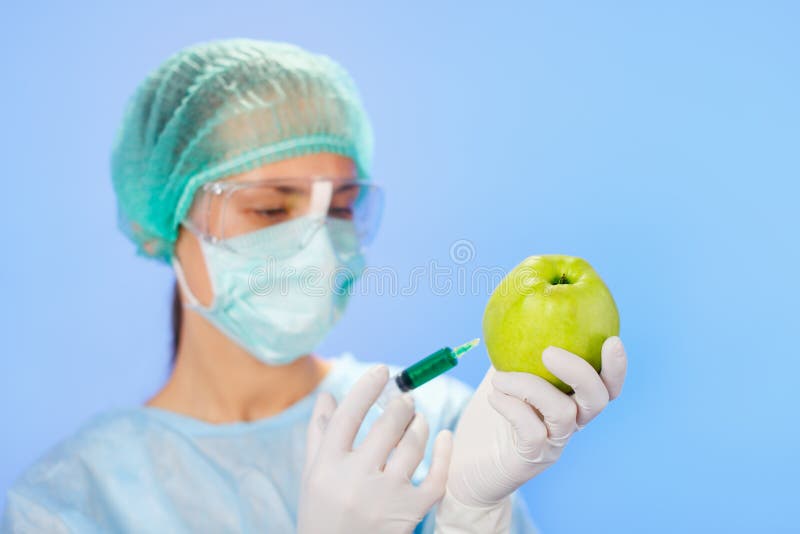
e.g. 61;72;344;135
434;489;512;534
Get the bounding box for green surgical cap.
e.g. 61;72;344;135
111;38;374;261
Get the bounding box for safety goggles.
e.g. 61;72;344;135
183;177;384;258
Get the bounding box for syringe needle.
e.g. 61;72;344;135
453;338;480;358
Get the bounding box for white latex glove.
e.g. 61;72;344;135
435;336;628;533
298;364;453;534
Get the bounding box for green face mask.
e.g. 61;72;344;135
174;217;365;365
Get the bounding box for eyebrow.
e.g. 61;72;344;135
252;181;359;193
333;182;360;192
270;185;304;194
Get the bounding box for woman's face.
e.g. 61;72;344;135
175;153;358;307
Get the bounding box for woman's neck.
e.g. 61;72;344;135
146;309;332;423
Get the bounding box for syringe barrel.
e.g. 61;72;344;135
375;348;460;410
403;347;458;389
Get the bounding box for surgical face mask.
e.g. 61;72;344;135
173;216;365;365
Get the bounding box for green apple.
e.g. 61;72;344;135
482;255;619;393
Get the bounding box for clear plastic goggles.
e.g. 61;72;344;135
183;177;384;258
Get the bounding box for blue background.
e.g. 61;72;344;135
2;2;798;532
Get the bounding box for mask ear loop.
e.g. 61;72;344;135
172;255;203;310
173;198;221;310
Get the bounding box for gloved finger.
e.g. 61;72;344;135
488;388;548;456
358;393;416;469
415;430;453;508
384;411;429;480
304;392;337;474
323;364;389;453
492;371;578;444
600;336;627;400
542;346;610;427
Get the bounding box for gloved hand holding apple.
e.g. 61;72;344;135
483;254;620;393
435;255;628;534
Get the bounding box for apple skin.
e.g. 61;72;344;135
482;255;619;394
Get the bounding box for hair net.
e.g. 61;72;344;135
111;38;374;261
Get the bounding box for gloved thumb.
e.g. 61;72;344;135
304;391;337;475
600;336;627;400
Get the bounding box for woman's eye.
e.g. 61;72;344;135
329;207;353;219
253;207;289;218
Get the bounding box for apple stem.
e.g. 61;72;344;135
559;273;568;284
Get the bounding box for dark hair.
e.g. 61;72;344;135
171;281;182;364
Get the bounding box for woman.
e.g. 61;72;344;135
2;39;627;533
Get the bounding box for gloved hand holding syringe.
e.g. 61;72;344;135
375;338;480;409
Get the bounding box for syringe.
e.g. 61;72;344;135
375;338;480;409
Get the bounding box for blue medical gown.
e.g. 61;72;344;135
2;354;538;533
